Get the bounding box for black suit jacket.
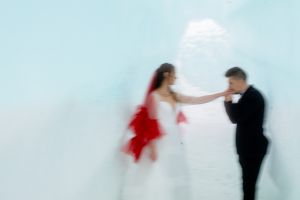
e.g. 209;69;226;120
224;85;269;156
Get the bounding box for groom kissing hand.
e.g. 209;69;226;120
224;67;269;200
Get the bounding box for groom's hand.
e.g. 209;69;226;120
224;89;233;102
225;94;233;102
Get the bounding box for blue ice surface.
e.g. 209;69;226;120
0;1;299;200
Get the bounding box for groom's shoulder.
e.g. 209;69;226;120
248;86;265;102
248;85;260;94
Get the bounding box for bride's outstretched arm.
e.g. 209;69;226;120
175;90;230;105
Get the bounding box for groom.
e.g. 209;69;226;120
224;67;269;200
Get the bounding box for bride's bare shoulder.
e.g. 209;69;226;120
150;90;159;97
148;90;159;101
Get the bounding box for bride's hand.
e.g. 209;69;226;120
221;89;234;97
149;145;157;161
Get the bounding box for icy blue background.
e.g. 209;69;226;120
0;1;299;200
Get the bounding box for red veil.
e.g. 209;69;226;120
124;73;187;162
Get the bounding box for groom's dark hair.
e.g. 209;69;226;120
225;67;247;81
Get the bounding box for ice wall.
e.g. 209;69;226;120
0;0;299;200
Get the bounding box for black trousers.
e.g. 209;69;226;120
238;154;266;200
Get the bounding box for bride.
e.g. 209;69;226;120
122;63;231;200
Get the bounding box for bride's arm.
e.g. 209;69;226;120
146;92;159;161
175;91;229;105
149;141;157;161
146;92;158;119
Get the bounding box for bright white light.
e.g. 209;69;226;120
178;19;229;62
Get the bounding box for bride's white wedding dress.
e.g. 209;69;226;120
122;91;190;200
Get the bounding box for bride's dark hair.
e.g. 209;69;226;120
153;63;175;90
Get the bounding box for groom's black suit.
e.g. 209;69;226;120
224;85;269;200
